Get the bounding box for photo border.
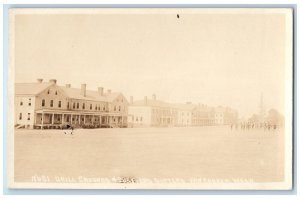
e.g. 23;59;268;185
2;3;297;195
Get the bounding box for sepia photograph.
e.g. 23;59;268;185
7;8;293;190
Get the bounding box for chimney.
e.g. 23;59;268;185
66;84;71;88
107;89;112;94
81;84;86;97
152;94;156;100
130;96;133;104
144;96;148;105
49;79;57;84
98;87;104;96
37;78;43;83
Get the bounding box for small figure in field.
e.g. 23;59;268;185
63;124;74;135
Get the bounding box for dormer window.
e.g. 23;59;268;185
55;91;58;95
28;98;32;106
47;90;50;94
20;100;23;106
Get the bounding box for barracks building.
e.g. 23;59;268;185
15;79;129;129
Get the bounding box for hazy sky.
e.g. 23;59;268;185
14;10;290;118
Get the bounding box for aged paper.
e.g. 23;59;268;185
8;8;293;189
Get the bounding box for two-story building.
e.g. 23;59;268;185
128;95;176;127
15;79;129;129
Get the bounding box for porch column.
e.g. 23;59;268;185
71;114;73;124
34;113;37;125
99;115;102;126
52;113;54;125
92;115;94;125
41;113;44;129
62;114;64;124
79;115;81;125
84;115;86;124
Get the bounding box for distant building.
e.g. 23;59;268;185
15;79;129;129
212;106;239;125
128;95;238;127
128;95;176;127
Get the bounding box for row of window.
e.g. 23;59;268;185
134;116;143;122
42;99;61;108
47;90;58;95
71;102;108;111
41;99;124;112
19;113;30;120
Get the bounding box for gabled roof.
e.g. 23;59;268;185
15;82;127;103
59;86;125;103
15;83;53;95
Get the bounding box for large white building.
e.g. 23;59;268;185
15;79;129;129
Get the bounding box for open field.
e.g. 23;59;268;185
14;126;284;183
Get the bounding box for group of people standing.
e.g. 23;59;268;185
230;122;278;131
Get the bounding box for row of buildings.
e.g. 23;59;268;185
15;79;238;129
127;95;238;127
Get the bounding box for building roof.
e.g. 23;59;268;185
15;82;54;95
171;103;196;111
131;99;171;108
15;82;126;103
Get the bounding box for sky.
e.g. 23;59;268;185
13;9;291;118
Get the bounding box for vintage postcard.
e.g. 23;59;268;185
8;8;293;189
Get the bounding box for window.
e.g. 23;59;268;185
67;102;69;109
19;113;22;120
27;113;31;120
28;98;32;106
73;103;75;109
90;104;92;110
119;106;121;111
82;103;85;109
77;103;79;109
114;106;116;111
20;100;23;106
95;106;97;110
50;100;53;107
55;91;58;95
58;101;61;108
47;90;50;94
103;106;105;111
42;99;45;107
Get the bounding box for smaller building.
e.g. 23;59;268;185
128;95;176;127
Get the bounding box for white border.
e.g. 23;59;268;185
7;8;294;190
